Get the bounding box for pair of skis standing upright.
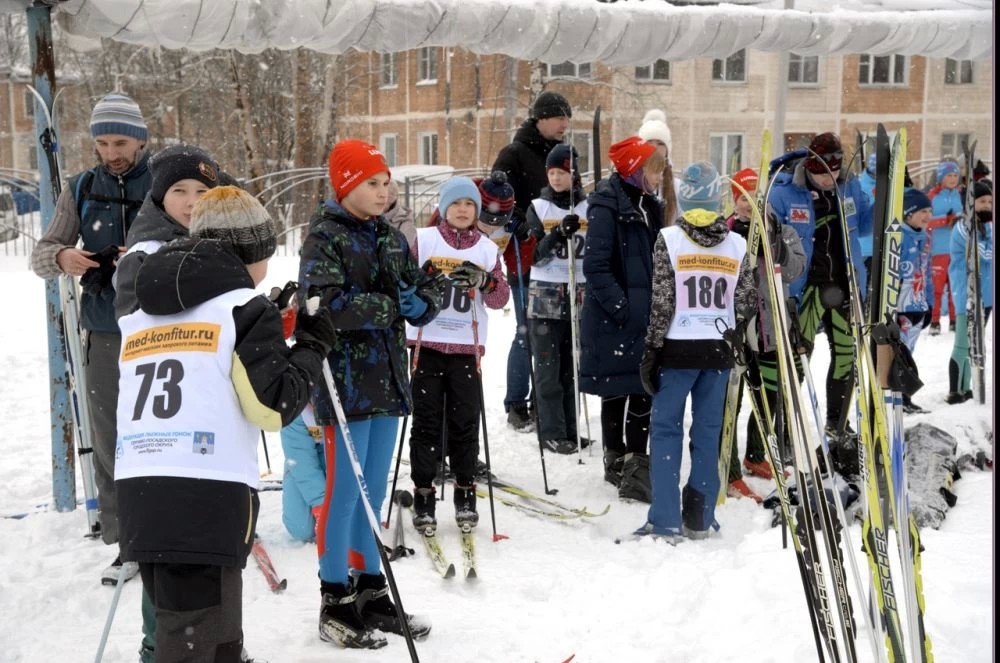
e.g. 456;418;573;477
725;125;939;663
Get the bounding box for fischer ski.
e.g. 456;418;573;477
251;536;287;592
459;526;477;580
407;507;457;579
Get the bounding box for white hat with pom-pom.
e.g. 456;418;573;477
637;109;672;155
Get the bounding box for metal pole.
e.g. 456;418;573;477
27;4;75;513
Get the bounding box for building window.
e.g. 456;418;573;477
788;53;819;85
381;135;398;167
940;133;972;161
417;48;438;83
712;50;746;83
418;133;438;165
568;131;592;178
635;59;671;82
381;53;397;88
545;61;592;79
783;133;814;153
858;54;907;86
944;59;973;85
709;133;744;177
23;90;35;120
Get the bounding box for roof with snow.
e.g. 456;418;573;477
1;0;992;62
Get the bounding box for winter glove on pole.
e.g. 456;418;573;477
293;298;337;357
268;281;300;340
79;244;121;295
420;259;447;288
449;261;497;293
558;213;581;238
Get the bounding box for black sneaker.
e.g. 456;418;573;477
541;438;578;455
506;404;534;432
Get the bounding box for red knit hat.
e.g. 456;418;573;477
328;139;391;200
609;136;656;178
731;167;759;201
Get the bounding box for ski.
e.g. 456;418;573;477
459;526;477;580
487;478;610;518
407;507;457;579
592;105;602;185
251;536;287;592
475;486;586;521
962;140;986;404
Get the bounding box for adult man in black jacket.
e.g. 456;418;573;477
491;90;573;431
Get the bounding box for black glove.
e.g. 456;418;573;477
558;213;581;238
449;260;497;293
80;244;119;295
770;232;787;265
640;346;660;396
268;281;299;310
420;259;447;288
293;306;336;357
507;215;531;242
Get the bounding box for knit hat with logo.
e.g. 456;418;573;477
90;93;147;141
609;136;656;178
936;160;960;182
328;140;391;201
150;144;220;205
730;167;759;201
477;171;515;226
190;186;277;265
804;132;844;174
902;188;932;219
678;161;722;213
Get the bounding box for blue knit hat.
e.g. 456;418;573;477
438;176;481;217
90;93;147;141
678;161;722;213
902;188;932;218
936;160;960;182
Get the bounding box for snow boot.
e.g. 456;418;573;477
102;555;139;586
604;450;625;487
727;478;763;504
355;573;431;639
506;404;534;432
928;321;941;336
412;487;437;533
541;438;577;454
318;581;386;649
454;485;479;530
742;457;774;480
901;395;929;414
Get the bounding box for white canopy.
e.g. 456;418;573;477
2;0;992;62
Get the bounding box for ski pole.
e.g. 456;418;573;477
93;563;129;662
513;234;556;495
384;416;409;527
260;431;272;476
565;142;590;461
469;288;507;542
320;361;419;662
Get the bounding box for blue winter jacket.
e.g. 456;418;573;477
767;165;873;301
930;187;963;256
580;174;661;397
898;222;934;314
948;221;993;311
68;154;151;332
857;170;877;258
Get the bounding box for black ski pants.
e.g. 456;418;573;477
138;562;243;663
409;348;480;487
600;393;651;455
528;317;577;442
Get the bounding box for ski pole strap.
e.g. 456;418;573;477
717;317;749;367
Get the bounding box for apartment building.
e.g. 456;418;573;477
337;48;992;186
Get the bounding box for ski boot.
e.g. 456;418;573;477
318;581;386;649
454;485;479;530
355;573;432;639
604;450;625;487
412;487;437;534
727;478;763;504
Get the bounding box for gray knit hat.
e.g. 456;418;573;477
90;93;148;141
190;186;277;265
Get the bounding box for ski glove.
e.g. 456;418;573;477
558;213;581;238
268;281;300;340
507;215;532;242
449;261;497;293
398;280;429;319
293;305;337;357
79;244;120;295
420;259;447;288
639;346;661;396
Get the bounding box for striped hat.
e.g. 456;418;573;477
90;93;147;141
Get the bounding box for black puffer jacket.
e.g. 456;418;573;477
117;238;325;567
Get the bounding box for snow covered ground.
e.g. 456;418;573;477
0;255;992;662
